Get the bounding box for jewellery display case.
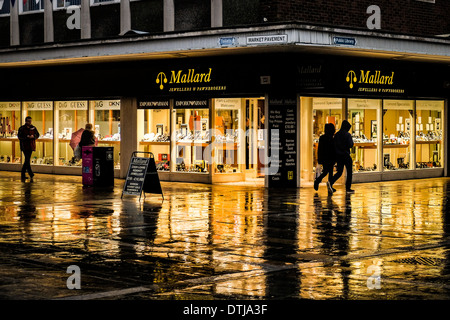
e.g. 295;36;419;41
382;100;414;171
23;101;54;166
90;100;121;169
55;100;88;166
213;98;242;174
415;100;444;168
0;102;21;164
348;99;381;172
173;105;210;173
138;107;171;172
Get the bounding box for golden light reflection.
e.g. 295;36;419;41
0;176;449;298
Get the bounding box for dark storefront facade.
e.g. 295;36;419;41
0;53;448;187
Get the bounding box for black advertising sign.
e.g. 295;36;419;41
142;156;164;197
122;152;163;199
174;99;210;109
267;96;297;188
137;99;170;109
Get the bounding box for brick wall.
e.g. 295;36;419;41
259;0;450;36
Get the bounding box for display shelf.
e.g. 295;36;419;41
383;143;410;149
213;142;239;150
0;138;18;141
140;141;171;145
354;142;377;149
176;142;210;147
97;140;121;144
416;140;441;144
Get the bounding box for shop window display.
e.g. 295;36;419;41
312;98;343;178
213;98;241;174
173;103;210;173
382;100;413;170
90;100;121;168
348;99;381;172
415;100;444;169
138;103;171;172
55;101;88;166
23;101;54;165
0;102;21;164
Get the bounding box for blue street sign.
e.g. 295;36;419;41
218;37;238;47
333;36;357;46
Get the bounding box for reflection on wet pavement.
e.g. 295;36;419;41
1;171;450;299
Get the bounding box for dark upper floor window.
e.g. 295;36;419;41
0;0;10;14
56;0;81;8
23;0;44;12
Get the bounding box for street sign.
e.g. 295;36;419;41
218;37;238;47
122;152;163;200
333;36;357;46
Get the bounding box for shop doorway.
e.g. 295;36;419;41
211;97;265;186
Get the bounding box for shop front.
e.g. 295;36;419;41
136;97;267;184
298;57;448;186
0;99;122;176
0;53;448;187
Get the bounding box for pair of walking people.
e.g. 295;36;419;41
314;119;355;194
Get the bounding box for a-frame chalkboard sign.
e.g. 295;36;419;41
121;151;164;200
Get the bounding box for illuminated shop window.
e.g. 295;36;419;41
137;101;170;172
55;101;88;167
90;100;121;168
213;98;242;174
173;100;210;173
0;102;21;164
382;100;414;171
348;99;381;172
312;97;344;179
23;101;54;165
415;100;444;169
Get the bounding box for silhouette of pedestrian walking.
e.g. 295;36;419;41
329;120;355;193
314;123;336;193
18;116;40;182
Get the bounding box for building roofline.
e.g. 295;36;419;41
0;22;449;67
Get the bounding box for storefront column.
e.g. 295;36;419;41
120;97;138;178
211;0;223;28
44;0;54;43
10;0;19;46
163;0;175;32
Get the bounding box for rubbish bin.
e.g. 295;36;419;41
82;146;114;187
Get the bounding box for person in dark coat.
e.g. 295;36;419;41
78;123;96;148
314;123;336;192
329;120;355;193
18;116;40;182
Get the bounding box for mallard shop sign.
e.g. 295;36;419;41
155;68;227;93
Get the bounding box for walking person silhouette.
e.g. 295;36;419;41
329;120;355;194
314;123;336;193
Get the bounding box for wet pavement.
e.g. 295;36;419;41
1;171;450;300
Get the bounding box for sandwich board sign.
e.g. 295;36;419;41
121;151;163;200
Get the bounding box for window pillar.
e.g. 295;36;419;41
211;0;222;28
163;0;174;32
81;0;91;39
44;0;54;43
120;0;131;35
10;0;19;46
